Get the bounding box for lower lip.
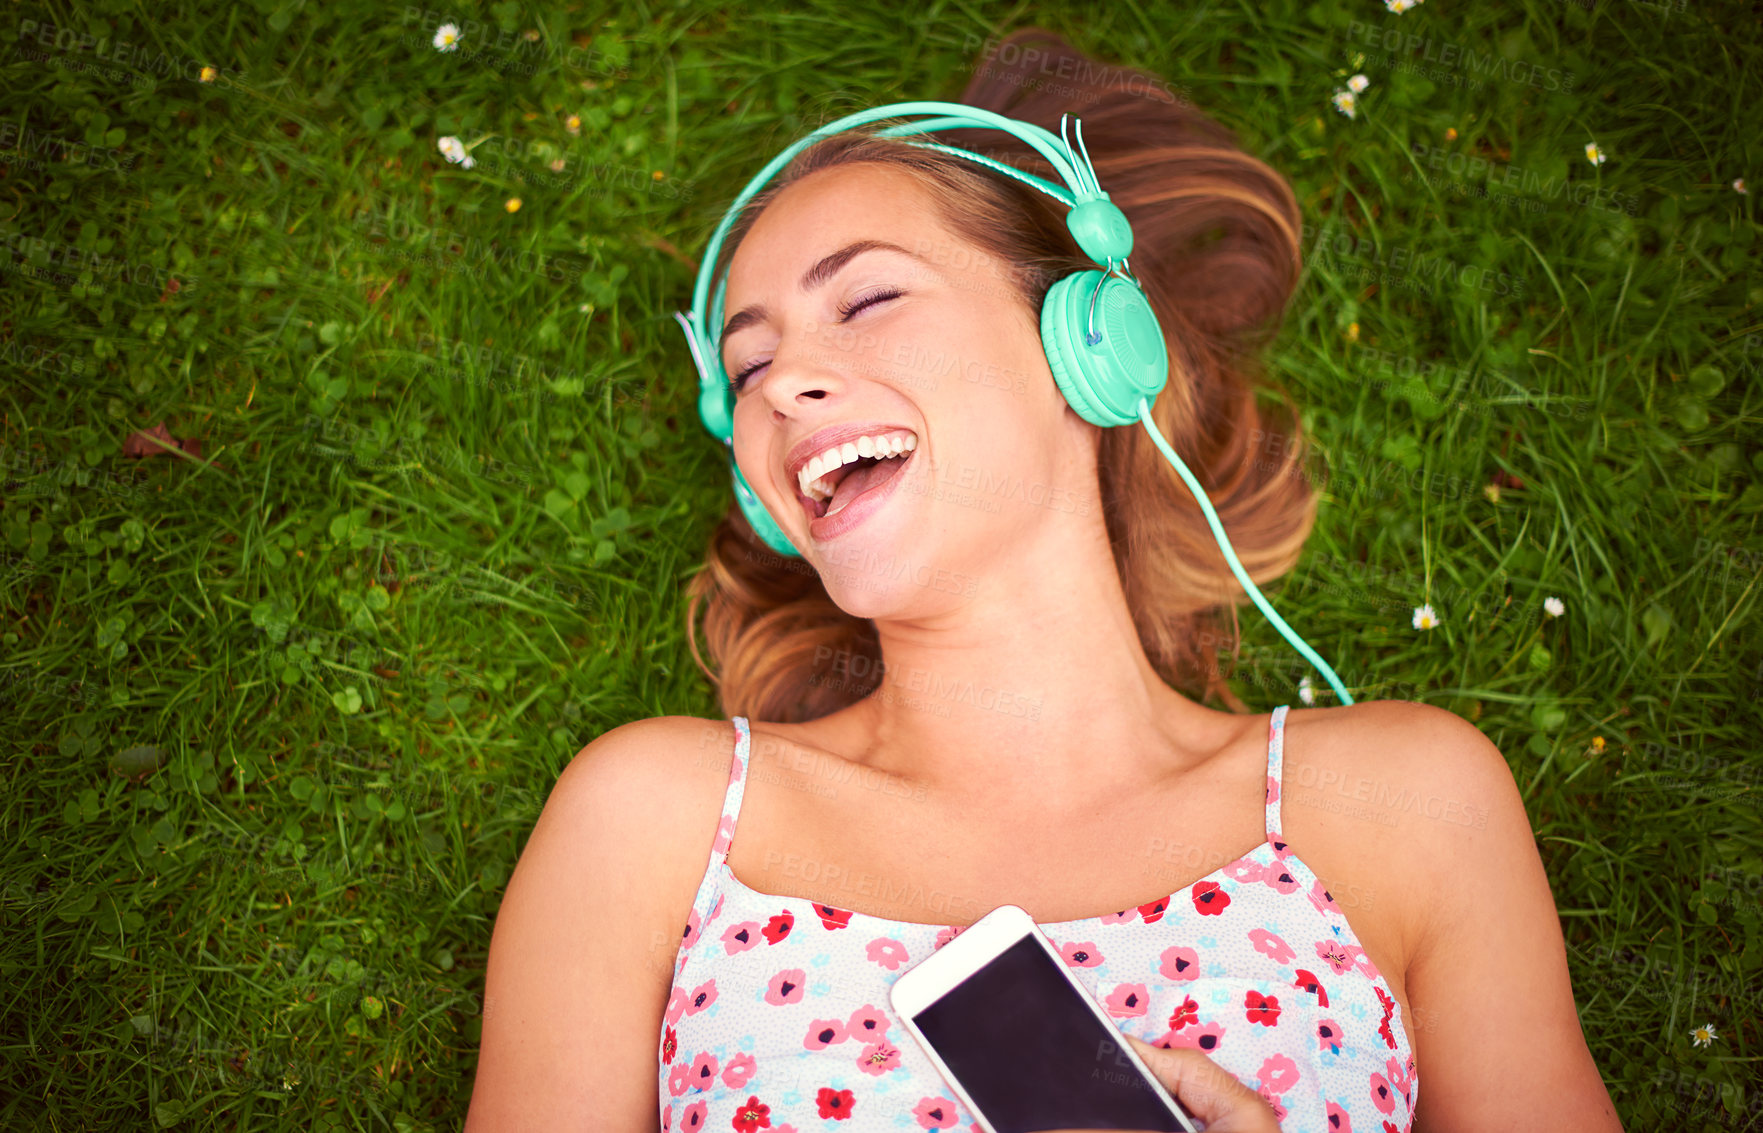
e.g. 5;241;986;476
804;450;916;542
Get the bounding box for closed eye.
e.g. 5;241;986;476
727;288;904;392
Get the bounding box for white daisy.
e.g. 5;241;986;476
437;136;475;169
1690;1022;1718;1047
1348;74;1370;94
433;23;461;52
1298;674;1316;706
1585;142;1607;166
1544;596;1565;618
1385;0;1422;11
1735;178;1748;194
1331;89;1358;119
1412;604;1440;631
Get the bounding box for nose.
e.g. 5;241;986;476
756;328;843;419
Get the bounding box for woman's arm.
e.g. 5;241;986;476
464;717;727;1132
1396;705;1624;1132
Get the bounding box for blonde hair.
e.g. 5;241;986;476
686;28;1319;722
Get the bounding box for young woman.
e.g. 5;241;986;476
465;29;1622;1133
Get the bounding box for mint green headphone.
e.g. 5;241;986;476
672;100;1355;704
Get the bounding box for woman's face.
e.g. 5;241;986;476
719;161;1099;617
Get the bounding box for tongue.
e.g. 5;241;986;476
827;457;904;514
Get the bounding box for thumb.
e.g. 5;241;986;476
1122;1035;1282;1133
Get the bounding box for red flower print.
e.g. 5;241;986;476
1248;928;1296;965
1316;939;1354;975
867;937;910;970
687;1051;719;1090
1375;985;1398;1050
815;1086;857;1119
1245;990;1282;1026
814;903;853;930
686;979;718;1015
1158;944;1200;981
661;1024;677;1064
1317;1018;1343;1056
804;1018;847;1049
1324;1100;1352;1131
857;1040;903;1076
732;1095;771;1132
765;969;807;1006
1382;1124;1401;1133
1104;983;1150;1018
912;1096;960;1128
1293;968;1330;1007
762;911;795;945
679;1099;706;1131
1191;880;1231;915
1254;1085;1289;1123
1164;1020;1225;1052
1137;896;1170;924
722;1051;757;1089
1370;1071;1396;1114
1060;940;1103;967
846;1004;891;1042
1167;994;1200;1031
723;921;764;954
1258;1052;1300;1094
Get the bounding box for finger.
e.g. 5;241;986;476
1124;1036;1282;1133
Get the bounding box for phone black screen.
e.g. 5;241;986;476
910;934;1192;1132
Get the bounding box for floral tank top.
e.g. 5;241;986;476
657;707;1417;1131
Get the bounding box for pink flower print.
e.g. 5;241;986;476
774;1127;798;1133
1370;1070;1397;1114
912;1097;961;1128
1387;1054;1413;1106
1308;878;1343;916
1255;1085;1289;1123
857;1040;903;1076
685;978;717;1016
1158;944;1201;981
1248;928;1296;964
1266;774;1280;806
934;925;963;950
867;937;910;970
667;1061;692;1096
1347;943;1381;979
679;1099;707;1131
1165;1020;1225;1053
721;1051;757;1089
1258;1052;1300;1094
1316;939;1354;975
1258;863;1302;895
686;1051;719;1091
1269;836;1292;860
1224;858;1267;884
711;892;725;921
665;985;690;1026
712;813;736;856
1104;982;1150;1018
681;907;704;952
804;1017;847;1049
765;968;806;1005
1324;1100;1353;1131
1317;1018;1344;1056
1061;940;1103;967
723;921;764;954
846;1004;891;1043
1099;907;1139;924
662;1101;672;1131
728;745;744;783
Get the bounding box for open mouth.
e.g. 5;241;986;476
794;432;918;521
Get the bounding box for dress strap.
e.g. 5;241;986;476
712;715;753;865
1264;705;1290;840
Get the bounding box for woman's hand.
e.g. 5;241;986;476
1040;1034;1282;1133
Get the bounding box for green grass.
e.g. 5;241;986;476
1;0;1758;1128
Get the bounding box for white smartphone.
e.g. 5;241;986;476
889;904;1203;1133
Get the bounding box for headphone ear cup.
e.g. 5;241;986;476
730;459;801;557
1040;270;1170;428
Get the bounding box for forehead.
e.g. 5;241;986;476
723;162;945;296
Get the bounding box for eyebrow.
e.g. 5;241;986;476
718;239;920;354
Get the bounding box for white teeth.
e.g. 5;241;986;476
793;430;918;502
